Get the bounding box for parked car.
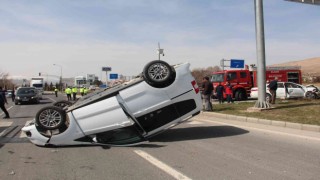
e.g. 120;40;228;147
250;82;318;102
22;60;202;147
5;90;13;98
15;87;41;105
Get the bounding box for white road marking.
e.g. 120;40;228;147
193;117;320;142
47;97;57;102
0;106;13;115
186;121;203;125
134;150;192;180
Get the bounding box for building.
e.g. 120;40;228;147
74;74;99;87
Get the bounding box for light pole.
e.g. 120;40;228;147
53;64;63;92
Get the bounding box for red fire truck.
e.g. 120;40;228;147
211;65;302;101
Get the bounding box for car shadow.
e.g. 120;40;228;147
148;126;249;143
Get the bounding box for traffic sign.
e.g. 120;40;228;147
109;73;118;79
230;59;245;68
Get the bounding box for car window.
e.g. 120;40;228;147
211;74;224;82
227;72;237;81
17;88;36;94
240;72;247;78
285;83;294;88
97;126;144;145
277;83;284;88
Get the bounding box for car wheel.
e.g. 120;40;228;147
265;93;272;103
235;90;247;101
53;100;73;108
143;60;176;88
35;106;66;130
305;91;316;99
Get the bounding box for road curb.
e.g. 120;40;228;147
200;112;320;133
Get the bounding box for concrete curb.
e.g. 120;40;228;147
200;112;320;133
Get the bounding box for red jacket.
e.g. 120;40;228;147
225;85;233;95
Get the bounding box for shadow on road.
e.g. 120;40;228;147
149;126;249;143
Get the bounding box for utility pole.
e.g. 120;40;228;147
254;0;270;109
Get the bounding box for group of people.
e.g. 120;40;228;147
201;76;279;112
64;86;88;101
201;77;234;112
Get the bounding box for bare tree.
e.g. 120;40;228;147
0;72;15;89
191;66;221;85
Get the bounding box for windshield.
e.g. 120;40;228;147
17;88;36;95
211;74;224;82
32;84;43;88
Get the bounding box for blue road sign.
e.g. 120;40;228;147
109;73;118;79
230;59;245;68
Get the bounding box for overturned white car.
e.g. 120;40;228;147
22;60;202;147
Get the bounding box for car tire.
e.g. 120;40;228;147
305;91;316;99
35;106;66;130
265;93;272;103
143;60;176;88
53;100;73;108
235;89;247;101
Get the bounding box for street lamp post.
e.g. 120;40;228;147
53;64;63;92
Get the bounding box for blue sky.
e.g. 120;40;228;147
0;0;319;81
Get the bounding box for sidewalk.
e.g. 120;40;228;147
199;111;320;133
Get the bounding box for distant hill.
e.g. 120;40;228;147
270;57;320;76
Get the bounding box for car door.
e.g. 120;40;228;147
276;82;286;98
285;82;304;98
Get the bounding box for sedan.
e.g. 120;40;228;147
250;82;318;102
15;87;41;105
22;60;202;147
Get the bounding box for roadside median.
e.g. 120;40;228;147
200;99;320;133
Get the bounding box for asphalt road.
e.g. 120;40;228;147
1;94;320;179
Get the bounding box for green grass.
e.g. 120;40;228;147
212;99;320;125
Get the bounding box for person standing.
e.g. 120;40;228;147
80;87;84;96
54;87;58;97
215;82;225;104
72;86;78;100
201;76;213;111
0;87;10;119
268;77;278;104
11;87;16;102
225;81;234;103
65;87;72;101
84;87;88;95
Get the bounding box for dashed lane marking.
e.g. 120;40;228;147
0;106;13;116
47;97;57;102
134;150;192;180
